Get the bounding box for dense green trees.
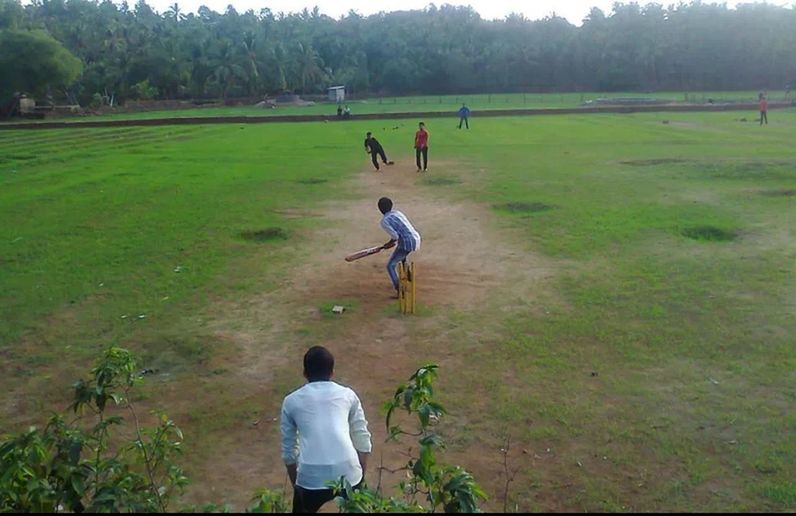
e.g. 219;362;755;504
1;0;795;105
0;29;82;100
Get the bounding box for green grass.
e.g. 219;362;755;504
0;123;365;366
1;108;795;511
425;110;796;511
6;89;790;124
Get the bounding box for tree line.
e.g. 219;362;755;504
1;0;795;106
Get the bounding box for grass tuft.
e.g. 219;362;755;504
620;158;689;166
494;202;555;213
760;188;796;197
680;225;738;242
239;227;288;243
423;176;461;186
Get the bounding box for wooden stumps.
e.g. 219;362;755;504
398;261;416;314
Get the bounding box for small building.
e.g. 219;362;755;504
327;86;345;103
19;96;35;114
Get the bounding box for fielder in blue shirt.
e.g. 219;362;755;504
457;103;471;129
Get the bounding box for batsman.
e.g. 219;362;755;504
378;197;421;297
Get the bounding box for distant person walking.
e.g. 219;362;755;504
281;346;372;513
337;104;343;118
457;103;471;129
758;92;768;125
343;105;352;119
364;132;394;171
414;122;429;172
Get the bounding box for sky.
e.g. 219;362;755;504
137;0;780;25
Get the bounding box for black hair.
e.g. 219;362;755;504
366;131;372;136
378;197;393;214
419;121;425;126
303;346;334;381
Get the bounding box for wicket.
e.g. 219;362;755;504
397;261;416;314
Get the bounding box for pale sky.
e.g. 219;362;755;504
138;0;781;25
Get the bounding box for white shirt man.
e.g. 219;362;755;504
280;346;372;513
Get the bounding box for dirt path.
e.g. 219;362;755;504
179;157;558;510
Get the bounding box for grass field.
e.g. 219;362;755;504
7;89;790;123
1;108;795;511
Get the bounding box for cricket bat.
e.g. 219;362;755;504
345;244;387;262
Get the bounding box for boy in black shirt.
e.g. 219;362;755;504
364;132;394;171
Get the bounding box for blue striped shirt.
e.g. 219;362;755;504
381;210;421;252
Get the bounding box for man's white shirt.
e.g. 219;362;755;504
280;381;372;490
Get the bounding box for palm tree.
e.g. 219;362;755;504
241;31;259;95
209;39;245;99
295;41;324;93
165;2;184;23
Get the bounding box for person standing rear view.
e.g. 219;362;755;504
414;122;429;172
759;92;768;125
281;346;372;513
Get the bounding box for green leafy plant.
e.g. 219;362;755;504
246;488;290;513
331;365;487;513
1;352;483;513
0;347;187;513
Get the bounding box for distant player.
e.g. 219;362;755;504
378;197;421;296
414;122;429;172
457;103;471;129
364;132;394;171
758;92;768;125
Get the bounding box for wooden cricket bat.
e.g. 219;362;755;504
345;244;386;262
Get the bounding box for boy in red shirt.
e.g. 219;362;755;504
759;93;768;125
414;122;429;172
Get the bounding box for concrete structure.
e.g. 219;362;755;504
327;86;345;103
19;97;35;114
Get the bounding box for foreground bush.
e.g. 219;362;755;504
0;348;485;513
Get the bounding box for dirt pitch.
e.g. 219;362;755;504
168;157;561;510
